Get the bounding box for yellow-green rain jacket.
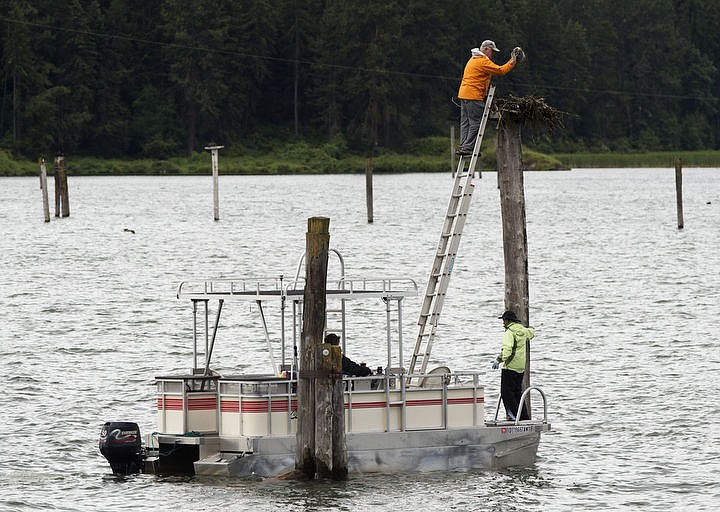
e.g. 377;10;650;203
498;322;535;373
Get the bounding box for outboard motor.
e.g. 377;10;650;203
99;421;143;474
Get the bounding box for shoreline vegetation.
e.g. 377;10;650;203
2;140;719;177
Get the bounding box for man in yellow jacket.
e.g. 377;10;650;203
492;310;535;420
457;40;520;155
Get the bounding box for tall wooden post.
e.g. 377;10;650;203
54;156;60;217
296;217;346;479
39;157;50;223
675;158;684;230
205;144;224;221
365;159;374;224
496;119;531;415
54;154;69;217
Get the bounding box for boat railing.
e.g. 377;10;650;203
333;276;419;296
176;276;417;300
155;375;221;435
177;276;296;299
342;370;484;432
210;370;484;437
491;385;549;425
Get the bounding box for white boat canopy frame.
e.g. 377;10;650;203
175;250;418;377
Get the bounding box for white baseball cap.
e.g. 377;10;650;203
480;40;501;52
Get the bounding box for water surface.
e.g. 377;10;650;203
1;169;718;511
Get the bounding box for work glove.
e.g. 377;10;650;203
491;360;500;370
511;47;524;62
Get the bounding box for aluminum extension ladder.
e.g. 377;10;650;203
408;85;496;378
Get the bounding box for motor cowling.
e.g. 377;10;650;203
99;421;143;474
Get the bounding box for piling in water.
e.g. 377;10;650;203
493;94;563;418
496;119;531;417
204;145;224;221
295;217;347;480
54;154;69;218
39;158;50;222
365;159;374;224
675;158;684;229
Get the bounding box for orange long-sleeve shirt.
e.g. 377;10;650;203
457;54;516;100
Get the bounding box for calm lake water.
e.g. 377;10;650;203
1;169;719;511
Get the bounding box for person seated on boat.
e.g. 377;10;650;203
324;333;372;377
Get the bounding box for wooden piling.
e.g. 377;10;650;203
675;158;684;229
295;217;346;479
204;144;224;221
365;158;374;224
315;338;346;479
54;154;69;217
39;157;50;222
496;119;531;416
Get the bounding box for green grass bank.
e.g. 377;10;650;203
2;140;719;177
551;150;720;168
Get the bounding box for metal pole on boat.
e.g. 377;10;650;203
385;298;392;372
292;301;299;370
204;300;210;370
205;144;224;222
280;275;286;370
497;117;532;417
397;297;404;369
204;299;224;375
396;296;407;431
257;300;279;374
192;300;198;371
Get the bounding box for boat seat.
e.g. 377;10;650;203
418;366;451;388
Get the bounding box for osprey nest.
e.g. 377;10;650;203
493;96;565;131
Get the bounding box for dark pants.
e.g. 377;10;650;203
501;369;530;420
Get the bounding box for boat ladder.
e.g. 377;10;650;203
408;85;496;378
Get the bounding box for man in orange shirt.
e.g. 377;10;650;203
457;40;520;156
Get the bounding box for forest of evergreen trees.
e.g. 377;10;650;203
1;0;718;160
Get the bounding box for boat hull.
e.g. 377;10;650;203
183;422;549;477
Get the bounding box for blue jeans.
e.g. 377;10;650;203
459;99;485;150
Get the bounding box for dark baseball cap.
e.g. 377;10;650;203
498;310;519;322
